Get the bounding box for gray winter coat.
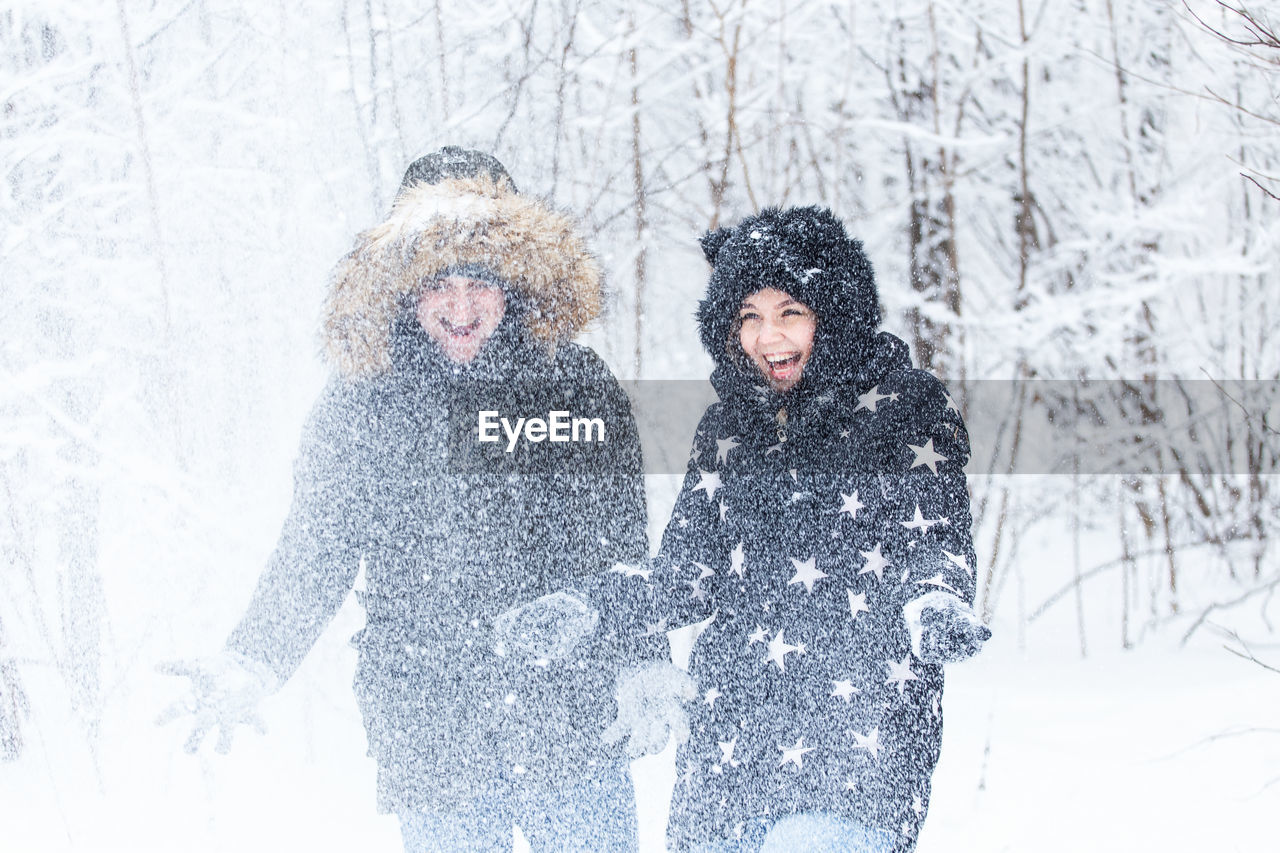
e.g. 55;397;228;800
227;175;661;812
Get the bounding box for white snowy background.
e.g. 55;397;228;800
3;1;1278;850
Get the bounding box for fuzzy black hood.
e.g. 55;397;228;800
695;206;881;389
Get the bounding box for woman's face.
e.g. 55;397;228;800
737;287;817;392
416;275;506;364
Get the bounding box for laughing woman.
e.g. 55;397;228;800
519;205;991;852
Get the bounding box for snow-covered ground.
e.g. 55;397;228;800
916;641;1280;853
5;478;1278;852
6;578;1278;852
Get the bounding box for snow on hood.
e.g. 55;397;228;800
321;175;602;378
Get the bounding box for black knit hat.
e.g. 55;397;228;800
695;206;881;382
395;146;517;200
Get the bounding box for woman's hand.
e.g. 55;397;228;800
601;661;698;758
902;592;992;664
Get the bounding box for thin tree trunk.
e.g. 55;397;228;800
629;14;648;377
1119;483;1135;649
434;0;450;122
980;380;1028;622
1072;387;1088;657
1014;0;1034;306
115;0;171;336
343;0;381;213
381;0;407;161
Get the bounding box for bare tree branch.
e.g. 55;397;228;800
1184;0;1280;51
1242;172;1280;201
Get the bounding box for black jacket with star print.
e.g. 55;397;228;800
605;331;975;850
594;207;978;851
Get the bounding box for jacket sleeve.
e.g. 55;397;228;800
563;355;650;577
587;405;726;637
225;381;373;683
865;369;978;611
559;353;666;665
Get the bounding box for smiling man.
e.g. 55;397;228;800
163;147;664;853
416;270;507;364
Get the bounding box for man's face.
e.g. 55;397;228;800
416;275;507;364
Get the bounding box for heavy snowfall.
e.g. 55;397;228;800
2;1;1278;851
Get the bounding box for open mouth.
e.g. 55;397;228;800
763;353;802;380
439;318;482;337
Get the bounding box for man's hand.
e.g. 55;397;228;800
491;590;599;661
156;651;279;754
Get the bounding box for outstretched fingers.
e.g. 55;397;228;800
184;721;212;755
153;697;195;728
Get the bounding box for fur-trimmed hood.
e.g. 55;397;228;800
322;176;602;378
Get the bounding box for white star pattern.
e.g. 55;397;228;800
854;386;892;413
610;562;652;580
764;629;804;672
716;436;741;464
944;393;960;413
656;373;973;817
907;439;948;475
943;549;972;576
847;590;870;620
857;543;891;580
693;469;723;500
729;541;746;578
831;680;858;702
718;737;740;768
884;656;919;695
778;737;815;769
900;504;947;532
687;577;708;601
916;573;962;595
852;727;883;761
839;491;866;519
642;618;669;637
787;557;828;593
